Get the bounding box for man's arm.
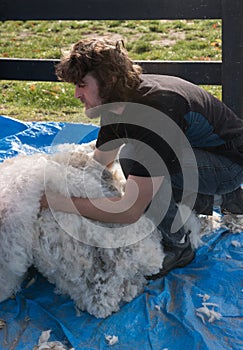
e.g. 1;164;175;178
93;147;120;168
40;173;164;224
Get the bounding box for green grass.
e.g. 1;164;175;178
0;19;222;123
0;81;96;123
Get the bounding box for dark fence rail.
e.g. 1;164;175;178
0;0;242;118
0;58;222;85
0;0;221;20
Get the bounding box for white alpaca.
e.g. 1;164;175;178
0;142;212;318
0;143;166;318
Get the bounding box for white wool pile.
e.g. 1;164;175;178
198;212;243;238
33;330;74;350
196;294;222;324
0;143;165;318
222;214;243;233
177;204;203;249
196;302;222;324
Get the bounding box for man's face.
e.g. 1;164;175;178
74;73;103;115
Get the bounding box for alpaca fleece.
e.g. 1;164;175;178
0;143;165;318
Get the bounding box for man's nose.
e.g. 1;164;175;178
74;85;83;99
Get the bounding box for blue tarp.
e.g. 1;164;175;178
0;115;242;350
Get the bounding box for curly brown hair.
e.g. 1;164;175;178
55;38;142;102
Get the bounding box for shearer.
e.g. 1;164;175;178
41;38;243;278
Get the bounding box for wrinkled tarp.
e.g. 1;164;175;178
0;115;242;350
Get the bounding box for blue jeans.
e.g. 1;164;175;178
119;145;243;246
172;148;243;195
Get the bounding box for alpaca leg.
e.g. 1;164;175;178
0;262;25;302
0;232;32;302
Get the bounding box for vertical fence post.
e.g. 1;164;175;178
222;0;243;119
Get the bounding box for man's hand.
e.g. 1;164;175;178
93;147;119;168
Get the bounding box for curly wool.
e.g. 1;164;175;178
0;143;165;318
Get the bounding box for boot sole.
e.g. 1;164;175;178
146;249;195;280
